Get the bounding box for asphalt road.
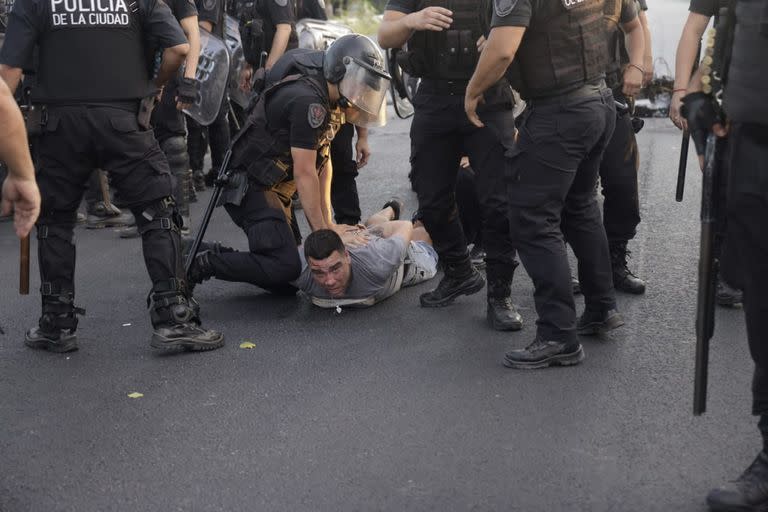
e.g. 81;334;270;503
0;114;758;512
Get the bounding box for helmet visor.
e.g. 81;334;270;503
338;57;390;127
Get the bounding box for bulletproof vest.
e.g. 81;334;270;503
515;0;608;99
240;0;297;65
398;0;482;81
33;0;152;103
724;0;768;124
229;54;331;189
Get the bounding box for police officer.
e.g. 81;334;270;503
378;0;523;331
466;0;622;368
187;35;388;292
599;0;647;294
682;2;768;509
187;0;231;192
0;0;224;352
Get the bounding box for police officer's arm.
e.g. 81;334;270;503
622;17;645;97
0;79;40;238
637;9;653;84
0;65;22;94
377;6;453;49
143;0;191;87
355;126;370;168
265;23;292;69
180;16;201;80
0;0;41;94
671;12;711;130
465;26;525;127
293;147;331;231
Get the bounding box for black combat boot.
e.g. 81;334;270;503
186;250;217;294
503;338;584;369
717;277;743;307
707;451;768;512
24;296;84;353
419;256;485;307
149;288;224;351
577;308;625;335
86;201;134;229
192;169;206;192
610;241;646;294
486;263;523;331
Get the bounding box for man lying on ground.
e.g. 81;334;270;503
294;200;438;308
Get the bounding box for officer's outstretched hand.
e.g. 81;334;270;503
1;175;40;238
406;6;453;32
464;90;485;128
355;138;371;168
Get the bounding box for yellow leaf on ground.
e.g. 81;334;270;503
127;392;144;399
239;342;256;349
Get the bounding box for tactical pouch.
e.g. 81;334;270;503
396;50;427;78
22;104;45;137
241;18;265;66
246;158;290;189
218;171;250;207
137;95;158;130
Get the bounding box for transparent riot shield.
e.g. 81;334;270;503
295;18;352;51
182;28;230;126
386;48;418;120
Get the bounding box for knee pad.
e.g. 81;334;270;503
160;136;190;176
37;213;77;291
132;196;182;235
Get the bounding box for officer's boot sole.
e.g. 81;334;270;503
577;312;625;336
503;345;585;370
419;273;486;308
24;331;78;353
150;331;225;352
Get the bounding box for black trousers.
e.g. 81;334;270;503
724;123;768;415
330;122;360;225
506;89;617;344
409;84;517;275
187;93;231;172
34;104;183;325
208;181;302;290
599;93;641;244
456;165;483;247
152;79;187;143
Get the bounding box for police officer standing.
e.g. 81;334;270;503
682;1;768;509
187;35;388;293
599;0;647;294
378;0;523;331
0;0;224;352
187;0;232;192
466;0;622;368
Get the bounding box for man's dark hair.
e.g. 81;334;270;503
304;229;345;261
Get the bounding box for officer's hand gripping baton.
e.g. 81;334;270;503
184;148;233;275
676;130;690;202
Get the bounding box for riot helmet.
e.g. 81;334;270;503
324;34;391;127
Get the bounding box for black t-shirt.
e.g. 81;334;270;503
296;0;325;20
265;77;329;151
165;0;198;20
0;0;186;69
197;0;225;36
490;0;534;28
689;0;726;17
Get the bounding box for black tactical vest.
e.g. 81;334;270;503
34;0;152;103
724;0;768;125
398;0;482;81
515;0;607;99
240;0;298;65
604;0;627;91
229;50;332;189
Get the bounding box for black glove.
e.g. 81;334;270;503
176;77;200;105
681;92;720;156
251;67;266;95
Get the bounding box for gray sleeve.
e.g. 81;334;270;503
368;236;408;281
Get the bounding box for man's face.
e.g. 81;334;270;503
308;249;352;298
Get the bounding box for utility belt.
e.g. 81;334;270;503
527;79;609;107
26;97;157;134
418;79;469;96
219;157;292;207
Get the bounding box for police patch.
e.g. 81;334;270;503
308;103;327;129
561;0;587;9
203;0;216;11
494;0;518;17
274;0;287;6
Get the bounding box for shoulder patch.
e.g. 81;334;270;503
561;0;587;10
274;0;287;6
202;0;216;10
308;103;327;129
494;0;518;17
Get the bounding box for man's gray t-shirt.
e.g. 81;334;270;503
295;235;409;307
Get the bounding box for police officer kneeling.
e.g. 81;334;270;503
465;0;623;369
187;35;389;292
0;0;224;352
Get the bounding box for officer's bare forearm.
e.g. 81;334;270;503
155;43;190;88
467;26;523;98
265;24;292;69
180;16;201;79
355;125;368;141
295;166;328;231
378;11;413;49
638;11;652;67
0;65;22;95
318;159;334;228
623;18;645;72
199;20;213;32
0;80;35;182
674;13;710;90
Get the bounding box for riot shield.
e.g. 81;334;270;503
224;14;250;109
182;29;230;126
295;18;352;50
386;48;418;119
